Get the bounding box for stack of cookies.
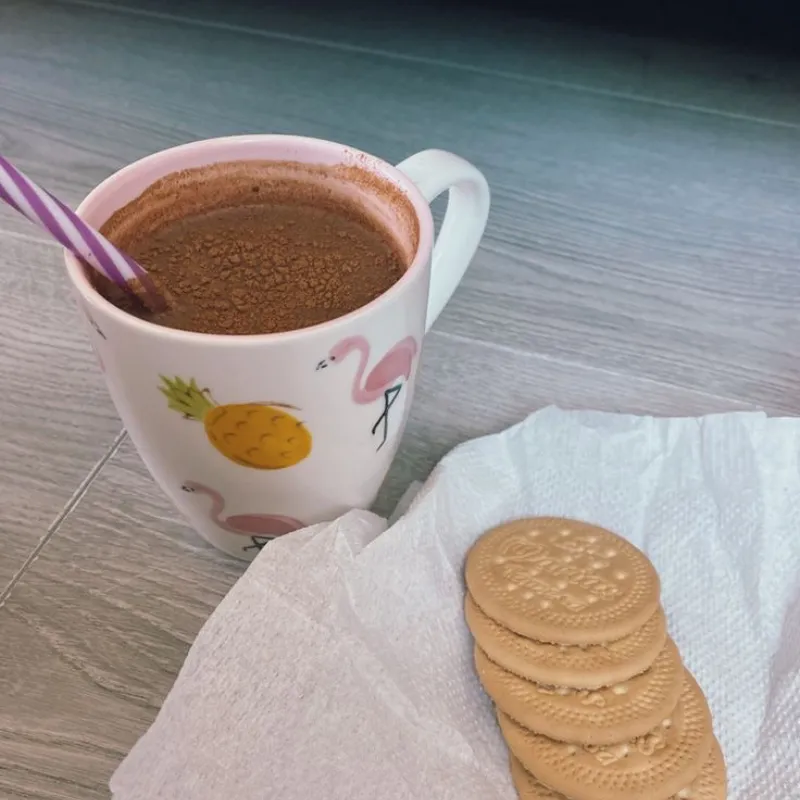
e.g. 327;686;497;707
464;518;726;800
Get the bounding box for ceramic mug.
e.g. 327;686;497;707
65;135;490;559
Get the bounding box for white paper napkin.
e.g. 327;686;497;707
111;407;800;799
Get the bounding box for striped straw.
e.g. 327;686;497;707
0;154;165;310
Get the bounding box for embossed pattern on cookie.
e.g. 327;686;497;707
465;594;667;689
676;738;726;800
509;740;726;800
498;671;713;800
476;638;684;746
466;518;661;645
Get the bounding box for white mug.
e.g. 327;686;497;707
65;135;490;559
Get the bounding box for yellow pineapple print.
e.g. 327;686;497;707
159;376;312;470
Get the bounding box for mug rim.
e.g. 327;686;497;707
64;134;434;345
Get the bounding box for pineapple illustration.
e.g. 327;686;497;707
159;376;312;470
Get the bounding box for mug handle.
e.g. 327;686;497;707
396;150;490;332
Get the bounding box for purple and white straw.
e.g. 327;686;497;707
0;154;164;309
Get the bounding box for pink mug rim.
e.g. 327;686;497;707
64;134;435;346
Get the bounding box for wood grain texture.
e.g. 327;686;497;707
0;231;121;588
380;331;754;513
0;331;751;798
3;0;800;413
60;0;800;126
0;438;244;800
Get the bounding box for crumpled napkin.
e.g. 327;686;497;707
111;407;800;799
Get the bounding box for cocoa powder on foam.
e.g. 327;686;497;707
94;160;419;336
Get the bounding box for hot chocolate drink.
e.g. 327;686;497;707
96;160;411;335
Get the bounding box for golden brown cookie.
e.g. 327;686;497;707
476;638;683;746
498;670;713;800
508;739;725;800
510;755;563;799
680;738;727;800
465;518;661;645
465;594;667;689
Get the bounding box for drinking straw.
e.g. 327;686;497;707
0;154;166;311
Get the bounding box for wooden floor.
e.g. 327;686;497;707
1;0;799;795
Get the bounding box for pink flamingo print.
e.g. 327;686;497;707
317;335;418;449
181;481;305;553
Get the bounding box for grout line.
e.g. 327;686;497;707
53;0;800;131
429;329;757;410
0;429;127;606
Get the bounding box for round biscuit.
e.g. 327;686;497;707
509;756;564;799
477;638;683;746
465;594;667;689
498;670;714;800
465;518;661;645
673;738;726;800
508;740;725;800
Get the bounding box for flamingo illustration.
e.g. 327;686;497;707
181;481;305;553
316;335;418;449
